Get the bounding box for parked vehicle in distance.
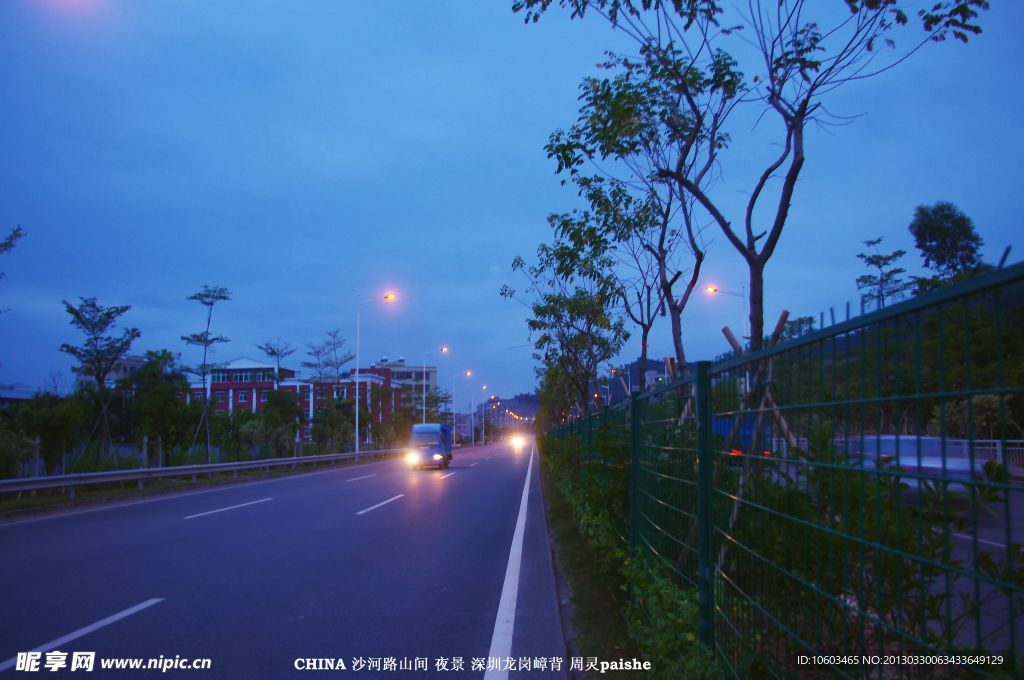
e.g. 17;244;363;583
405;423;453;469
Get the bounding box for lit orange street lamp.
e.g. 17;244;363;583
422;344;451;424
355;291;398;453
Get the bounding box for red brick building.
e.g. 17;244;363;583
186;358;409;445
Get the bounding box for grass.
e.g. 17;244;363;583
539;456;644;678
0;456;382;519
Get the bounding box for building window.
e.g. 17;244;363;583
214;391;226;403
233;371;252;382
238;392;248;403
261;391;269;402
212;371;230;383
315;389;324;400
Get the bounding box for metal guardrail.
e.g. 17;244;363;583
0;448;401;500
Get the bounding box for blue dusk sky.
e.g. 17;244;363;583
1;1;1022;407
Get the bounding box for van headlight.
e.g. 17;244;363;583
432;453;443;460
405;452;422;465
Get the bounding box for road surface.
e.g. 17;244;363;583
0;440;567;678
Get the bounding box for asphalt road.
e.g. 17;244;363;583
0;440;567;678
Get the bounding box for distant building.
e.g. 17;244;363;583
372;356;440;416
604;357;672;405
185;357;409;445
74;354;146;389
0;383;35;410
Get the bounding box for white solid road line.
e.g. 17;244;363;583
470;462;479;467
345;474;376;482
0;598;164;672
183;497;273;520
483;444;535;680
440;472;455;479
356;494;405;516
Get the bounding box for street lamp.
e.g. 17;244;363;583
706;283;751;394
481;385;490;445
459;370;474;445
422;345;449;424
354;291;397;454
705;283;748;348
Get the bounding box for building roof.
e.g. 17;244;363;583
0;383;36;402
218;357;275;370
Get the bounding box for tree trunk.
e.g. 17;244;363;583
749;262;765;352
638;326;651;392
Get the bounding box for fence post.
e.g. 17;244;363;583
629;393;644;553
695;360;715;650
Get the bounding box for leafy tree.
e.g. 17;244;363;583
209;409;257;462
515;0;989;350
258;390;304;456
909;200;985;279
548;180;687;386
544;53;711;371
123;350;190;465
1;225;25;314
256;339;296;388
505;244;629;416
423;388;452;423
311;397;353;452
781;315;816;342
59;297;141;458
856;237;913;310
181;284;231;463
13;392;84;474
0;425;19;479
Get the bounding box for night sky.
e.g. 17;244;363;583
1;1;1021;407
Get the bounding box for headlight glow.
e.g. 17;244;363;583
432;453;443;460
511;435;526;449
405;452;422;465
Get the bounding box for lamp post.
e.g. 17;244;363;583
705;283;750;394
461;370;473;445
422;345;449;424
704;284;747;347
354;291;396;454
481;386;486;445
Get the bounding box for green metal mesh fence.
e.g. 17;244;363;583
551;263;1024;678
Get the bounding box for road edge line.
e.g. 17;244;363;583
483;444;535;680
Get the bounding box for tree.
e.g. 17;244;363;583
123;350;190;465
323;329;354;380
516;0;989;351
548;179;691;386
909;201;984;279
856;237;913;310
0;226;25;314
13;392;84;474
781;315;816;342
259;390;304;456
302;330;354;385
423;388;452;423
182;284;231;464
504;244;629;416
59;297;141;458
256;339;296;388
302;341;330;382
311;398;353;452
